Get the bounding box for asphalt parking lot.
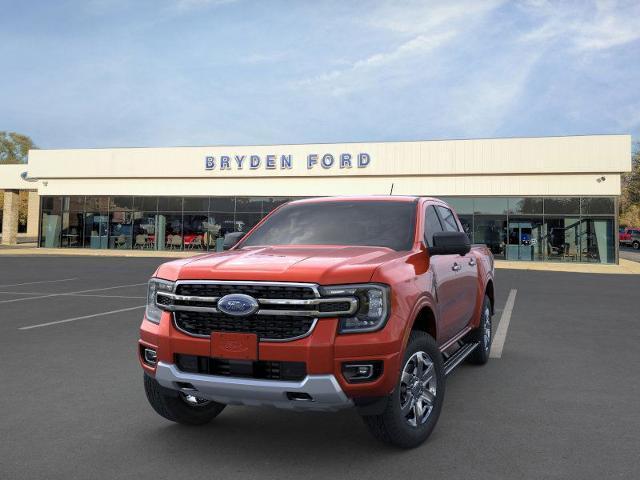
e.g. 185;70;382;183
1;256;639;480
620;245;640;263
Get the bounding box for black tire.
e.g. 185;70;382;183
466;294;492;365
633;241;640;250
143;374;226;425
362;331;445;449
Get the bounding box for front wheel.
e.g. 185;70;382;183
362;331;445;448
633;241;640;250
144;374;226;425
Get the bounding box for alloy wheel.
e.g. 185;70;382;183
483;306;492;351
399;351;437;427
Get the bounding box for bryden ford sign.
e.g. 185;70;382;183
205;153;371;171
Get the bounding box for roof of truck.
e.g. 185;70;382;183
288;195;444;205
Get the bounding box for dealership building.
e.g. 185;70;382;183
0;134;631;263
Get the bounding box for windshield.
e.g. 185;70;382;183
240;200;417;251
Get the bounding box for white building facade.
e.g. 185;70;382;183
0;134;632;263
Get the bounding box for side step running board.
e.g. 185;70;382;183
444;342;479;376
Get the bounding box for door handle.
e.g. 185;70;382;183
452;262;461;272
468;258;477;267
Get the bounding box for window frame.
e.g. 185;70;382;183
423;204;445;247
435;205;461;233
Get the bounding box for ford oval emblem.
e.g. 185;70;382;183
217;294;259;317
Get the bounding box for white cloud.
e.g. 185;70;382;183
297;0;506;96
441;52;542;136
298;31;455;95
519;0;640;51
369;0;505;35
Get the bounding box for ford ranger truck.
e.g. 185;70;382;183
139;196;495;448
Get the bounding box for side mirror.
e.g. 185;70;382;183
429;231;471;256
223;232;246;250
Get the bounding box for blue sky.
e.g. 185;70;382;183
1;0;639;149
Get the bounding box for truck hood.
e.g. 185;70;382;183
156;246;406;285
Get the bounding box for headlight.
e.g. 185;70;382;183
145;278;175;324
320;284;390;333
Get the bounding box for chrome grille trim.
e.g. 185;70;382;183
157;291;358;317
174;280;321;297
165;280;348;342
157;292;219;303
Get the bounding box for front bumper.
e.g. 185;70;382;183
140;310;405;406
155;361;352;411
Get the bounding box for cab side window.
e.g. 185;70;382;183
424;205;444;246
436;206;460;232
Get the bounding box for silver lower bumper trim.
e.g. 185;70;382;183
155;361;353;412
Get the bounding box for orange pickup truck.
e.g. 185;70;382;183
139;196;495;448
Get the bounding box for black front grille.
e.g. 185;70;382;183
174;311;314;340
176;283;316;300
260;303;316;311
175;354;307;381
319;301;352;312
156;294;172;306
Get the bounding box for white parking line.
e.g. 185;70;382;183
19;305;146;330
64;294;147;299
490;289;517;359
0;278;78;288
0;283;148;304
0;291;145;299
0;291;45;296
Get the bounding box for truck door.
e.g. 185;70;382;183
424;205;460;343
435;205;478;336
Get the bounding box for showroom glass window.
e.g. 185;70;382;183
40;196;63;247
38;195;616;263
183;197;209;251
61;196;84;248
83;196;109;249
473;198;508;260
507;197;543;261
439;197;472;240
157;197;183;251
579;197;615;263
132;197;158;250
235;197;263;234
109;196;133;249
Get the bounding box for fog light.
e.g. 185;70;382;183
143;348;157;366
342;362;383;383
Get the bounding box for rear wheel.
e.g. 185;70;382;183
633;241;640;250
144;374;226;425
362;331;445;448
466;294;492;365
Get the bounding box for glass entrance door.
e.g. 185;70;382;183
508;220;542;261
85;214;109;249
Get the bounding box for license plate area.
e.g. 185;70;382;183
211;332;258;360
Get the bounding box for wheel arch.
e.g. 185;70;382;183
410;305;438;341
